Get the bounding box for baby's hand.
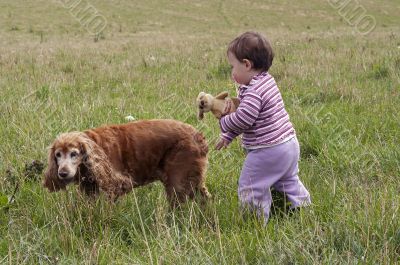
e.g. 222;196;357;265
215;138;229;150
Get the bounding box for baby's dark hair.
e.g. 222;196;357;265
228;31;274;71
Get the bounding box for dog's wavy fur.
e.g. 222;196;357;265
43;119;210;206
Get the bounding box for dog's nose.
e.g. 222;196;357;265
58;171;69;178
200;100;204;106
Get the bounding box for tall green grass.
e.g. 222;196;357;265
1;0;399;263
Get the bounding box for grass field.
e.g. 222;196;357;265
1;0;400;264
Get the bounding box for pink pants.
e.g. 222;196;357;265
238;137;311;222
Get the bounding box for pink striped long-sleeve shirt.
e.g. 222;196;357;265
219;71;295;148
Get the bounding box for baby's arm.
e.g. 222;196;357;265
220;131;240;143
220;90;262;135
218;99;240;144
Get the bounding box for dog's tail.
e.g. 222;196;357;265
193;132;208;156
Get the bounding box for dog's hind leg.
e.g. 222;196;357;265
195;156;211;201
163;149;210;207
163;166;194;208
165;185;189;208
198;185;211;199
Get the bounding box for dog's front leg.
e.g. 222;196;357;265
96;173;134;201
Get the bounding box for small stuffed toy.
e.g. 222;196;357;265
196;91;240;120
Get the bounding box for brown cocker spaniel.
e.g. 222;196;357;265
43;119;210;206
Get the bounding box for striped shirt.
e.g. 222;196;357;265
219;71;295;148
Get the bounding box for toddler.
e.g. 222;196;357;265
216;31;311;222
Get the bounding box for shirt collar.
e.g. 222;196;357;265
239;71;268;90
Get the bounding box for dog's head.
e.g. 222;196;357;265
196;92;214;119
43;132;89;191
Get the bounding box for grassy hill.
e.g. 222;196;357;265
0;0;399;263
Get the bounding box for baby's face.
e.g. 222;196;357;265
196;92;213;112
227;52;253;85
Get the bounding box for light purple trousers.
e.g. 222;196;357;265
239;136;311;222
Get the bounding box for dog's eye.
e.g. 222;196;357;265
55;152;61;158
70;151;78;158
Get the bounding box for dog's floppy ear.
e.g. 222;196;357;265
215;91;229;100
79;134;133;200
43;144;67;192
